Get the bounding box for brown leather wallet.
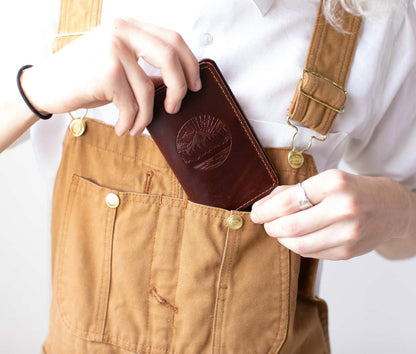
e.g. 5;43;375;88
147;59;278;210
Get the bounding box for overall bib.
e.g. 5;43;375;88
42;1;361;352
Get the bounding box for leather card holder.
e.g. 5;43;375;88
147;58;279;210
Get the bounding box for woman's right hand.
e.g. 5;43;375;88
21;18;202;136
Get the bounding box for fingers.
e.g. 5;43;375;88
24;18;201;131
126;19;202;92
113;19;201;115
251;170;374;260
252;185;292;208
115;39;155;136
251;183;318;224
109;63;138;136
262;198;337;238
251;169;352;224
287;244;366;261
275;221;354;257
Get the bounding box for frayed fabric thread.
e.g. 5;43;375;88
148;287;178;313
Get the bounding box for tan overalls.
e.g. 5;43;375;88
42;1;361;353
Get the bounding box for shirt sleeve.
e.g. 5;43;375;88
339;1;416;190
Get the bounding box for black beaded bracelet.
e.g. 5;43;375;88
17;65;52;120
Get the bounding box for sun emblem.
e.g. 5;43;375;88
176;114;232;171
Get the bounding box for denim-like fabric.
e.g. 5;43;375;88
41;118;329;353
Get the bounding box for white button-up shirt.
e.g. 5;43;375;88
3;0;416;197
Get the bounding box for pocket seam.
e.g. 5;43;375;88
56;174;114;341
94;204;114;339
270;246;290;353
145;199;162;350
169;207;187;352
73;174;257;221
68;138;170;172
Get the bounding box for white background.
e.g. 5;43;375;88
1;137;416;354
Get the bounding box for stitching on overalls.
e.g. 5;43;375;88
119;193;230;219
145;202;162;349
169;206;186;349
99;206;117;338
272;243;291;353
55;177;113;340
211;223;239;353
182;197;188;210
69;175;255;220
93;205;111;338
100;333;172;353
65;138;169;171
170;172;174;198
148;287;179;313
56;176;85;334
172;174;178;198
210;226;228;354
218;224;240;351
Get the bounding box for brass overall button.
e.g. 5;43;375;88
226;215;243;230
105;193;120;209
288;150;304;169
69;118;86;137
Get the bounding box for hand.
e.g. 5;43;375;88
20;18;201;136
250;169;413;260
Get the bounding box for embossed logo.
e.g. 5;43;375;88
176;115;232;171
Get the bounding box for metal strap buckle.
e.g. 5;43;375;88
286;115;327;169
299;69;347;113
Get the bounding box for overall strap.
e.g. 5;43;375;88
288;3;362;136
51;0;361;139
52;0;103;53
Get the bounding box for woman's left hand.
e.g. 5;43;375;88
250;169;413;260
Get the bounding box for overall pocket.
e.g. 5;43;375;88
56;174;119;342
56;173;166;350
55;174;291;353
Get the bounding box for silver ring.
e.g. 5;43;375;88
295;182;313;210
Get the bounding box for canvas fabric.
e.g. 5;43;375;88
42;118;329;353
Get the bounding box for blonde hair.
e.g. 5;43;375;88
323;0;408;29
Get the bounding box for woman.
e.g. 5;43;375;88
1;0;415;352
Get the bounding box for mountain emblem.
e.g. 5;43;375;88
176;114;232;171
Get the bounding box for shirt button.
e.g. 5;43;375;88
226;215;243;230
106;193;120;209
200;32;213;46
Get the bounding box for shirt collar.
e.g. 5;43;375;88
250;0;274;16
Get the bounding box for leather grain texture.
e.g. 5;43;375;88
147;59;279;210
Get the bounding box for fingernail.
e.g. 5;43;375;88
250;210;260;223
252;197;267;209
172;101;181;114
115;127;124;136
252;200;260;209
195;78;202;91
